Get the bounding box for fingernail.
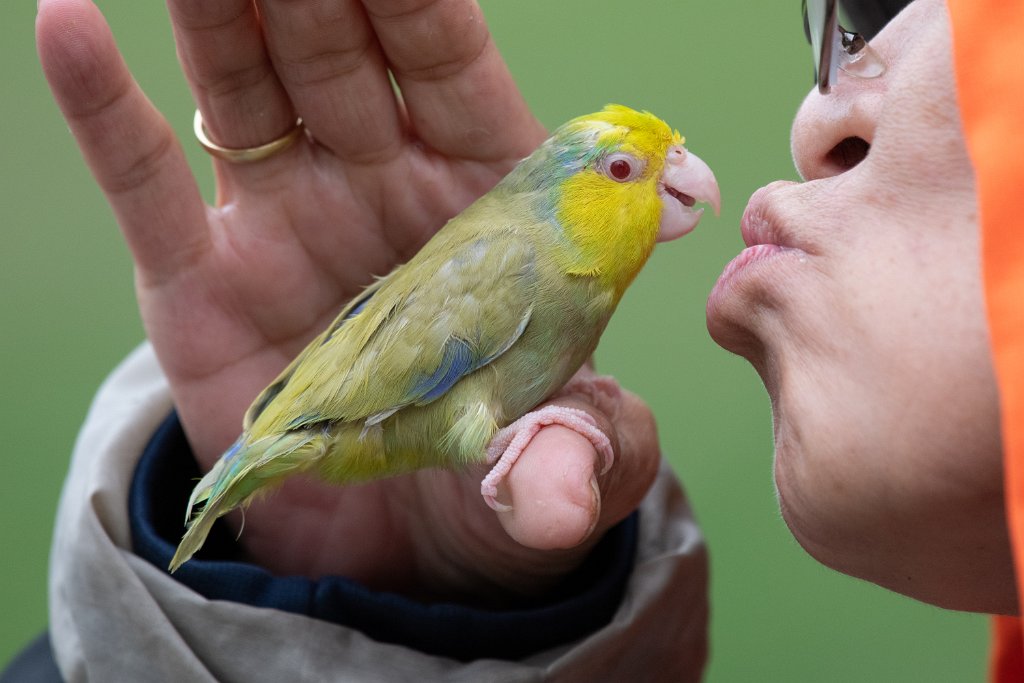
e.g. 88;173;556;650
585;473;601;539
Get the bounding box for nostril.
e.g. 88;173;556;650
826;136;870;171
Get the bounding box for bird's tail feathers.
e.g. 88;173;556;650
168;429;326;572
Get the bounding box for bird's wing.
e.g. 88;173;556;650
243;275;390;430
251;228;539;433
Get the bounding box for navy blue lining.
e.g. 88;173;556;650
129;412;638;661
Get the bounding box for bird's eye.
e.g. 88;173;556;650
600;153;643;182
609;159;631;179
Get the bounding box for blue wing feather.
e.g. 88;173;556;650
412;337;477;404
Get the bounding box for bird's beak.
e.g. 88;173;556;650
656;145;721;242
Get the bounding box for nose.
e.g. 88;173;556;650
790;83;884;181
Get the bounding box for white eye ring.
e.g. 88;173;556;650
599;152;644;183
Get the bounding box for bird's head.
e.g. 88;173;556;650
507;105;720;291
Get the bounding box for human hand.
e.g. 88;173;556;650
37;0;662;602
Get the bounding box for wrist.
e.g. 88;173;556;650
129;412;640;659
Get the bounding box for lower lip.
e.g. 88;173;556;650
707;244;806;309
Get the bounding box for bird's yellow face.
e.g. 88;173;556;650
553;105;720;293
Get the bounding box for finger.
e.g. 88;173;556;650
495;386;660;550
362;0;546;161
257;0;404;163
37;0;210;284
168;0;296;152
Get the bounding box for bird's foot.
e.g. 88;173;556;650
480;405;614;511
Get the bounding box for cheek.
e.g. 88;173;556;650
767;207;1006;606
772;201;992;479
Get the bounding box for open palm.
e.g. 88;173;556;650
38;0;660;602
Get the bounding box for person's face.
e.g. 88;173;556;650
706;0;1015;614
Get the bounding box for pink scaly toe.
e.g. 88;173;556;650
480;405;614;511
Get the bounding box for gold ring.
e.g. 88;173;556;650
193;109;305;163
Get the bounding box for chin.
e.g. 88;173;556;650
771;423;1019;615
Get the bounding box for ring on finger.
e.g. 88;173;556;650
193;109;305;164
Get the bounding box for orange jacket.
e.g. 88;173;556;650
948;2;1024;680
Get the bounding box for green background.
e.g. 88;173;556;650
3;0;989;680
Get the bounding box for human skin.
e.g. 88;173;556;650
35;0;661;604
707;0;1016;614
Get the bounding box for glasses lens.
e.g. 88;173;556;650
804;0;886;94
802;0;827;87
805;0;838;93
802;0;812;43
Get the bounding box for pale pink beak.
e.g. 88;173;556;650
656;145;721;242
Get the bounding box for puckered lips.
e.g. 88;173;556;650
657;145;721;242
708;182;810;306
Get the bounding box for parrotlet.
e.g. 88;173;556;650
170;105;720;572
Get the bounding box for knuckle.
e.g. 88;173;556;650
397;32;490;83
172;1;249;33
277;41;374;88
368;0;492;82
192;60;273;100
102;125;176;196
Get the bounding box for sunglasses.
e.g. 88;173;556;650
802;0;886;93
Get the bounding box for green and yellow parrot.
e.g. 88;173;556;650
169;105;720;572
